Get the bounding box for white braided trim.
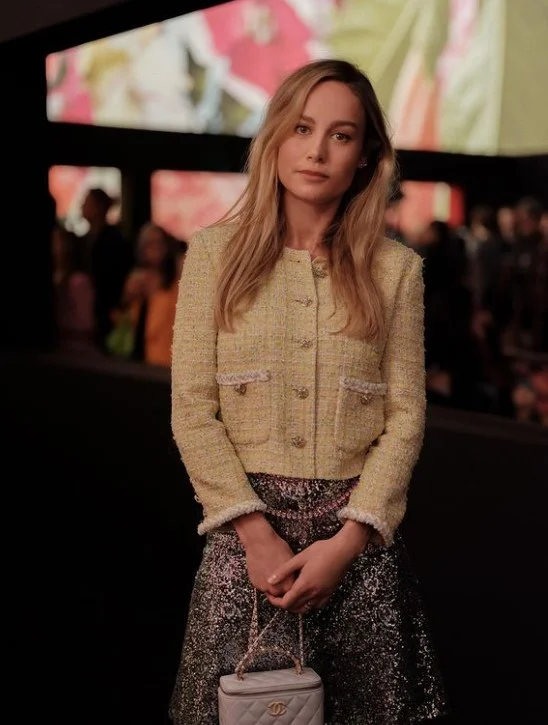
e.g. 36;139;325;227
197;500;268;535
337;506;393;547
341;377;387;395
216;370;271;386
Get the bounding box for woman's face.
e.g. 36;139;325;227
277;80;366;209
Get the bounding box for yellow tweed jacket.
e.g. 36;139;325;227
171;223;425;546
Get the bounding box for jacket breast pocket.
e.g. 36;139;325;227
334;376;387;454
216;370;272;446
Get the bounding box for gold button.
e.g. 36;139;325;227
234;383;247;394
298;338;313;349
360;392;373;404
291;436;306;448
295;296;313;307
293;386;309;399
312;264;328;279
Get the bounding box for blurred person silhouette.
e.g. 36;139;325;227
461;206;513;399
109;222;179;367
51;223;95;353
76;188;132;351
510;197;544;349
512;365;548;425
530;366;548;426
463;205;507;309
497;205;516;246
420;220;486;410
541;208;548;241
530;211;548;351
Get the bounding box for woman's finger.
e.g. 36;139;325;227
268;553;305;586
286;591;317;614
292;598;317;615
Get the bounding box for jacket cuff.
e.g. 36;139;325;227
337;506;393;547
197;499;268;535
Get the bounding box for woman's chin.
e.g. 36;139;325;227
284;184;338;208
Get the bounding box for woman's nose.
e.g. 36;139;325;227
306;136;326;163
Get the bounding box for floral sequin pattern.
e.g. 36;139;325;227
169;474;448;725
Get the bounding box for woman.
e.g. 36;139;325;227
170;59;447;724
111;223;179;366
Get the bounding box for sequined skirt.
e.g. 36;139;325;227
169;474;448;725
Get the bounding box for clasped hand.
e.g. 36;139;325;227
242;516;370;615
264;537;361;615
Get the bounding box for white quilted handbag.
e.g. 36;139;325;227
218;590;324;725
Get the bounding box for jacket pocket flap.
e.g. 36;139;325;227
340;377;387;396
216;370;271;386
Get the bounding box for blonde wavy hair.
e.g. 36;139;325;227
214;59;396;339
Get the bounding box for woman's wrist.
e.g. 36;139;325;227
333;519;372;559
232;511;276;550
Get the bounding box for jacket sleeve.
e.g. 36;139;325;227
171;231;267;534
337;253;426;546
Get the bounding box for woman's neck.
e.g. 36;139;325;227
283;193;338;256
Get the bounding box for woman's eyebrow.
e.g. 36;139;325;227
300;114;358;129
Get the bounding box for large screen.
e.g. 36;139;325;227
46;0;548;156
49;165;121;236
151;170;248;241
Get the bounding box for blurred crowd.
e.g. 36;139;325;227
387;193;548;425
52;188;187;368
51;188;547;426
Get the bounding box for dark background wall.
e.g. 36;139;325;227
0;0;127;43
5;353;547;725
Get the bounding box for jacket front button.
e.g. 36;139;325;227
234;383;247;394
360;392;373;404
293;386;309;399
298;338;313;349
291;436;306;448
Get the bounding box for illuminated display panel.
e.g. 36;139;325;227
151;170;248;241
46;0;548;155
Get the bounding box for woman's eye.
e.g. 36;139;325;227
295;124;309;135
333;132;351;142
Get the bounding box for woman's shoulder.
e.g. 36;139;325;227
188;222;237;260
374;236;423;282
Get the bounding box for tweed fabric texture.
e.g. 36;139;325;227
171;224;426;545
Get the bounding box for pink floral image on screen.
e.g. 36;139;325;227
46;49;94;124
203;0;315;97
151;170;249;241
45;1;335;135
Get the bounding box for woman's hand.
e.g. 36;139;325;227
233;513;296;597
266;521;372;614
